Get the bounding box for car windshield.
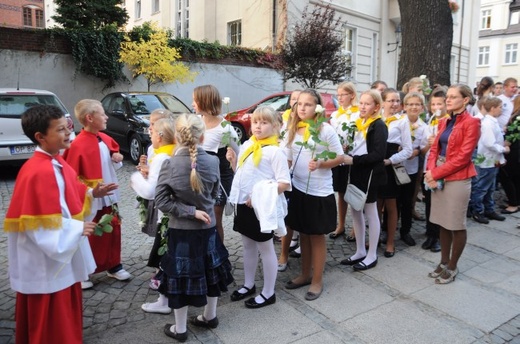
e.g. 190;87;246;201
127;94;190;115
0;94;67;117
258;95;289;112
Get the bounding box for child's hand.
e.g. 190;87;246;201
83;222;96;236
194;210;211;224
245;198;252;208
308;159;321;171
504;146;511;154
93;182;118;198
137;164;150;178
427;135;435;146
226;147;237;171
139;155;147;165
112;152;124;163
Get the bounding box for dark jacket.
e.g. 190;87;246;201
155;147;220;230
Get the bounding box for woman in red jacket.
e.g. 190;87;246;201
424;84;480;284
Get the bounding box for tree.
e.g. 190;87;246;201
281;4;350;89
397;0;453;89
52;0;128;30
119;23;195;91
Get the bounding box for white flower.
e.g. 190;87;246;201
138;221;144;227
222;97;230;105
434;109;442;117
420;75;427;80
315;104;325;114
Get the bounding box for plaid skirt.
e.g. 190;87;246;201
159;226;234;309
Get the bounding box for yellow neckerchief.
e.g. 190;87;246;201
282;109;291;123
238;135;279;167
355;115;382;138
335;105;359;120
384;114;402;127
430;114;450;127
297;121;311;142
152;144;175;162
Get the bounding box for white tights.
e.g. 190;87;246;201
351;201;380;264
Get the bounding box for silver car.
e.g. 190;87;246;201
0;88;75;163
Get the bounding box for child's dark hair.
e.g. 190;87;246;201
21;105;64;145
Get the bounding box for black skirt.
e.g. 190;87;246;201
332;165;349;193
159;226;234;309
286;187;337;235
208;147;234;206
378;143;400;199
233;204;274;242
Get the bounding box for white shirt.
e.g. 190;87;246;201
497;94;515;132
201;116;238;153
284;123;344;197
229;143;291;204
384;114;413;164
8;149;96;294
476;115;506;168
403;117;427;174
330;107;360;152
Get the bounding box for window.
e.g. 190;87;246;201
481;9;491;29
152;0;160;13
35;9;44;28
23;7;32;26
505;43;518;64
135;0;141;19
478;46;490;66
228;20;242;46
343;27;357;80
175;0;189;38
511;12;520;26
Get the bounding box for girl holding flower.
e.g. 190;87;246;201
193;85;239;242
329;82;360;240
283;89;344;301
340;90;387;270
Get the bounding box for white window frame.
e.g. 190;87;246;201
135;0;141;19
505;43;518;65
478;46;490;66
152;0;160;13
480;9;491;30
342;27;357;81
228;20;242;46
511;11;520;25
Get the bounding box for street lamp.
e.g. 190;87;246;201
387;24;401;53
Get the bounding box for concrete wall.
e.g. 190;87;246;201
0;49;284;126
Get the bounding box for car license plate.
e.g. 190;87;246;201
10;145;36;155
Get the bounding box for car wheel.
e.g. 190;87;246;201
231;122;247;143
129;134;143;165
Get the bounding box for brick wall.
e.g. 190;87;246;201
0;26;71;53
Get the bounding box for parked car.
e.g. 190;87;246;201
100;92;191;164
224;91;337;142
0;88;75;163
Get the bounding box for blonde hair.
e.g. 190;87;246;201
154;118;175;145
402;77;423;94
403;92;426;106
337;81;359;106
251;106;280;136
193;85;222;117
74;99;102;125
361;90;383;117
482;96;502;112
286;89;323;145
150;108;174;121
175;114;206;193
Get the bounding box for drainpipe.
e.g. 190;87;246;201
457;0;465;83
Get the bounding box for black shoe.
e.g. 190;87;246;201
422;237;434;250
164;324;188;342
353;259;378;271
430;240;441;252
340;256;366;266
485;212;506;221
230;285;256;302
244;293;276;309
289;250;301;258
472;213;489;224
384;250;395;258
288;243;299;252
401;233;416;246
190;315;219;329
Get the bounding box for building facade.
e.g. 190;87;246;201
0;0;45;28
476;0;520;85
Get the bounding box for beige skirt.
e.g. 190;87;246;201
430;179;471;230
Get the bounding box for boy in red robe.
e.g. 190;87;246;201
64;99;132;288
4;105;117;344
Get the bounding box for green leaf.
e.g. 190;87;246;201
158;246;167;256
102;224;113;233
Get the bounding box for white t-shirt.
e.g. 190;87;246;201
497;94;515;132
284;123;343;197
201;116;238;153
384;114;413;164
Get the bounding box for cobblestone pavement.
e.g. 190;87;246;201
1;161;520;343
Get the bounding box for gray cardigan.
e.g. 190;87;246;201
155;146;220;230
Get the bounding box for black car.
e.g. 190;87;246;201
101;92;191;164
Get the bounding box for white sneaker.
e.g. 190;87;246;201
81;280;93;289
106;269;132;281
141;301;172;314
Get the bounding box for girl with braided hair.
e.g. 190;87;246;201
153;114;234;341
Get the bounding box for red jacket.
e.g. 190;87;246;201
426;110;480;181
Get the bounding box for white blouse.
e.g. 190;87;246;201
384;114;413;164
201;116;238;153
